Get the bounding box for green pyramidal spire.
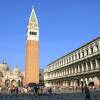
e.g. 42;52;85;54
30;7;37;22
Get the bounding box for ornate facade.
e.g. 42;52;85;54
44;37;100;88
0;61;23;87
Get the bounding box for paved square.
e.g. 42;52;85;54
0;91;100;100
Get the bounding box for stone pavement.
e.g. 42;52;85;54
0;91;100;100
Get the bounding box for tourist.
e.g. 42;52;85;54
34;86;38;95
15;87;18;94
84;85;91;100
48;87;52;95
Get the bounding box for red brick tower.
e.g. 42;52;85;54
25;7;39;85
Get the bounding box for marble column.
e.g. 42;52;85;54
90;61;94;70
73;81;77;87
70;81;74;86
94;45;97;52
69;68;71;75
88;47;92;54
72;67;74;74
95;59;99;69
57;73;59;77
66;69;68;75
66;81;68;87
98;41;100;50
81;63;84;72
62;71;63;76
64;70;66;76
75;66;77;73
85;78;88;85
78;65;80;73
86;62;89;71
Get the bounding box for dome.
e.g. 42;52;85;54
0;63;9;71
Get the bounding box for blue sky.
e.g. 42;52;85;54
0;0;100;70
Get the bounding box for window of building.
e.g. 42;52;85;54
96;44;98;51
72;55;74;61
69;56;71;62
64;58;66;64
78;53;80;59
67;58;68;63
82;51;84;57
75;54;77;60
86;49;88;55
91;47;93;53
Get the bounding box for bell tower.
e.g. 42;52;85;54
25;7;39;85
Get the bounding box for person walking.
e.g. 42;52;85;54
48;87;52;95
84;85;91;100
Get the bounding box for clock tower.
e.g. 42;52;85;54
25;7;39;84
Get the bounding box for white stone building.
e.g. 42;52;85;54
44;37;100;88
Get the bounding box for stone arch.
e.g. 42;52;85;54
11;80;17;87
5;79;10;87
18;80;21;87
88;77;94;86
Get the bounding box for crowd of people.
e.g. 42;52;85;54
0;85;52;96
0;84;94;100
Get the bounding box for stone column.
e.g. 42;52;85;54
60;72;61;77
75;66;77;73
70;81;74;86
73;80;77;87
78;65;80;73
66;81;68;87
57;72;59;77
98;41;100;50
69;68;71;75
66;69;68;75
94;45;97;52
64;70;65;76
94;77;100;88
86;62;89;71
72;67;73;74
84;49;87;56
81;63;84;72
88;47;91;54
95;59;99;69
59;72;61;77
85;78;88;85
62;71;63;76
90;61;94;70
56;72;57;77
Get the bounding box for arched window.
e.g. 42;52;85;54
86;49;88;55
78;53;80;59
5;79;10;87
91;47;93;53
96;44;98;51
82;51;84;57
